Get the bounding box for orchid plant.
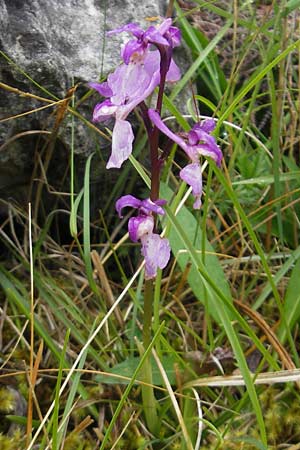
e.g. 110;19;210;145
90;17;223;433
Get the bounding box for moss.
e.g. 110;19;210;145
0;387;15;414
0;430;24;450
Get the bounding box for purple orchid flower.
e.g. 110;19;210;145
107;18;181;64
148;109;223;209
115;195;170;279
89;19;181;170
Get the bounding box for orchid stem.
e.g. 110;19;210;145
150;48;169;202
140;45;170;435
141;279;159;435
143;279;154;348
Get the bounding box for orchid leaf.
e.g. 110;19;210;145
160;183;232;323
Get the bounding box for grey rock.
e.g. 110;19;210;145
0;0;167;217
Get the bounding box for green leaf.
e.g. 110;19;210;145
232;171;300;186
278;258;300;343
282;0;300;16
160;184;232;322
96;355;179;386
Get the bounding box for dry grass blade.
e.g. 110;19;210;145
184;368;300;389
110;412;136;450
32;340;44;387
234;299;296;371
91;250;124;327
152;349;194;450
61;415;94;448
26;202;35;446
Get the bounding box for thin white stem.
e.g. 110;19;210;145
192;388;203;450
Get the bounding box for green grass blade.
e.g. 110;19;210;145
52;329;70;450
172;3;231;101
217;39;300;126
253;245;300;310
99;322;165;449
83;153;98;292
278;258;300;344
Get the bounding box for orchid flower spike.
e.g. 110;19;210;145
115;195;170;279
89;19;181;170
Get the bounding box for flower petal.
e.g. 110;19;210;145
128;215;154;242
144;25;170;47
148;109;189;153
89;81;113;97
180;163;203;209
166;58;181;83
121;39;145;64
167;26;181;48
115;194;142;217
194;131;223;166
107;23;144;38
107;119;134;169
120;67;160;118
194;118;216;134
140;198;166;216
108;61;156;114
141;233;170;279
92;99;118;122
149;110;222;165
156;18;173;36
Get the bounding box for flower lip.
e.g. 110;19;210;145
92;99;117;122
141;233;170;279
128;215;154;242
180;162;203;209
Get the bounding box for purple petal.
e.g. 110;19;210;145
143;50;162;76
89;81;113;97
141;233;170;279
140;198;166;216
128;215;154;242
121;65;160;117
106;119;134;169
180;163;203;209
187;129;199;146
195;118;216;133
144;26;170;47
156;18;173;35
92;99;117;122
193;131;223;166
108;61;155;110
107;23;144;38
166;58;181;83
121;39;145;64
167;26;181;48
148;110;223;165
115;195;142;217
148;109;189;154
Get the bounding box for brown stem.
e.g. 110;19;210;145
149;47;170;201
